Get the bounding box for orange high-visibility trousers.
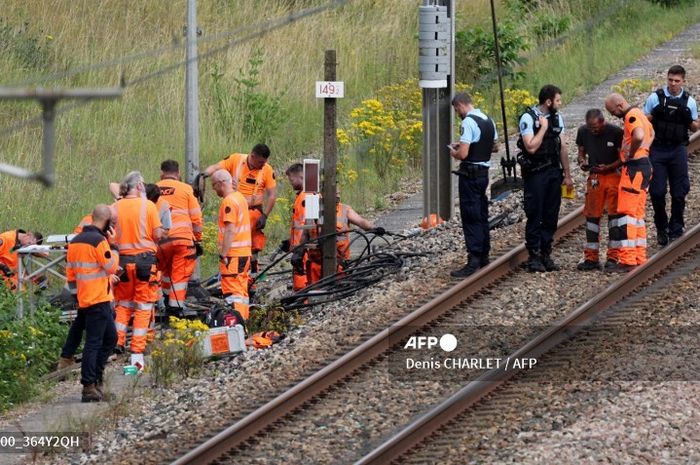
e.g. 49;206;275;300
158;241;196;308
306;259;344;285
615;161;651;266
220;256;251;320
293;250;308;291
114;261;158;354
583;172;621;262
248;209;266;253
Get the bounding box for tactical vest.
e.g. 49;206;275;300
517;108;562;168
463;114;495;166
650;89;693;146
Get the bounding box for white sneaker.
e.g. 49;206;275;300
130;353;145;371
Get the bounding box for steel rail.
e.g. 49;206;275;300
355;207;700;465
172;132;699;464
171;207;584;465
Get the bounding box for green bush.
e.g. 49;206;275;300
0;288;67;411
455;21;529;87
210;47;287;144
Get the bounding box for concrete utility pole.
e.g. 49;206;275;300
321;50;338;278
0;87;122;186
419;0;455;224
185;0;200;185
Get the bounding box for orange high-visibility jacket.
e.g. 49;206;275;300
290;191;307;247
66;225;119;308
308;203;351;261
218;191;252;257
217;153;276;207
73;214;93;234
114;197;162;255
0;230;20;272
156;178;203;242
621;108;654;161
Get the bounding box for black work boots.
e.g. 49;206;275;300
577;260;602;271
450;255;489;279
526;251;558;272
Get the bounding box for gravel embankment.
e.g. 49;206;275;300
35;66;700;465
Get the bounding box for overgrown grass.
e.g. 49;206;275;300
478;0;700;121
1;0;699;260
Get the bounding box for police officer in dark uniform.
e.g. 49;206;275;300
643;65;699;245
517;84;573;272
449;93;498;278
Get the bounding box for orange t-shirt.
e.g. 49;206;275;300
217;153;276;207
621;108;654;161
218;191;251;257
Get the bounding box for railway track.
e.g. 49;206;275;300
169;133;700;465
358;202;700;465
396;245;700;464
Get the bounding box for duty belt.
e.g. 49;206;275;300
452;165;489;178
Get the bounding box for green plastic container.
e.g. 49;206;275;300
123;365;139;375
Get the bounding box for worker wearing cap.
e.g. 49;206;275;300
64;204;119;402
605;93;654;271
205;144;277;292
211;169;252;322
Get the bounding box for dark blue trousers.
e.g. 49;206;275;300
81;302;117;386
61;309;85;358
523;166;563;255
458;174;490;261
649;145;689;238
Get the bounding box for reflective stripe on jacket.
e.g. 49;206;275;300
156;178;203;242
66;225;119;308
114;197;162;255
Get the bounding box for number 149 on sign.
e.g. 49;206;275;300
316;81;344;98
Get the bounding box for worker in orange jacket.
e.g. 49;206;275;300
211;169;252;322
155;160;203;314
74;214;93;234
575;108;624;271
284;163;309;291
112;171;164;368
605;93;655;271
0;229;43;289
205;144;277;290
64;204;120;402
294;188;383;285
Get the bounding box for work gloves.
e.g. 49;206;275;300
194;242;204;257
280;239;290;253
256;213;268;230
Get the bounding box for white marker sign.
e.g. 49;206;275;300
316;81;344;98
